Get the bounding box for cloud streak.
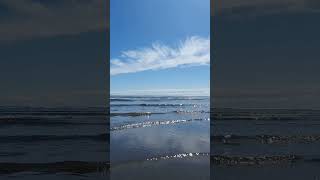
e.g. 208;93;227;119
111;36;210;75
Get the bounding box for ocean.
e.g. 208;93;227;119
4;98;317;179
110;96;210;179
0;106;109;180
0;96;210;180
212;108;320;179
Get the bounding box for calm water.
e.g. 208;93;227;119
212;108;320;179
110;96;210;179
0;107;109;180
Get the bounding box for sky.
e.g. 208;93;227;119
0;0;108;107
212;0;320;109
1;0;319;108
110;0;210;96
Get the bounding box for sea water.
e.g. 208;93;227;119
212;108;320;179
110;96;210;179
0;106;109;180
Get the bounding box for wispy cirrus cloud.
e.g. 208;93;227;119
111;36;210;75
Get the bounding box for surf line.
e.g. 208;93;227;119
110;152;209;169
146;152;210;161
110;118;210;131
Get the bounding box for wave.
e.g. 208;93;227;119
111;96;207;101
110;152;209;169
111;118;210;131
212;134;320;144
212;109;320;121
174;110;209;114
110;112;165;117
0;161;109;175
0;155;317;174
110;110;208;117
112;153;319;168
0;117;107;126
111;104;198;107
211;155;302;166
146;152;210;161
111;98;135;102
0;111;107;116
212;116;303;121
0;134;109;143
0;152;26;157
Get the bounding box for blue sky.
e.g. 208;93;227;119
110;0;210;96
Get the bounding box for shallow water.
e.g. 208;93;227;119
110;96;210;179
112;156;209;180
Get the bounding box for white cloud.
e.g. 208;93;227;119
110;36;210;75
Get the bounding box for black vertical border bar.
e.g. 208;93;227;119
210;0;214;179
106;0;111;176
